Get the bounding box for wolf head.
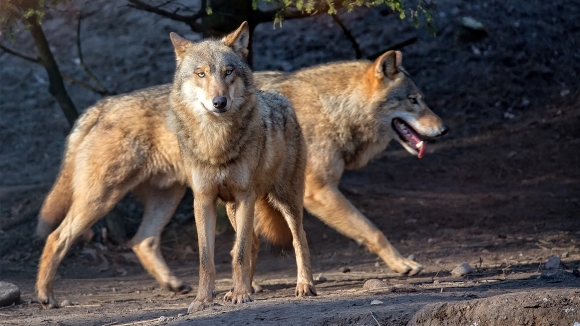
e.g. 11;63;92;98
369;51;448;158
169;22;254;116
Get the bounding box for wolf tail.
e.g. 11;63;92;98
253;199;294;252
36;107;102;239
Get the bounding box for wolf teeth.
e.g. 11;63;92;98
415;141;423;149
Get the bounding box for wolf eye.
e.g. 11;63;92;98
408;97;418;104
225;69;233;76
197;72;205;78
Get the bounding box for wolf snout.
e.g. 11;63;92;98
438;124;449;136
212;96;228;110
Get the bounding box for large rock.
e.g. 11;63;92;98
0;282;20;307
409;288;580;326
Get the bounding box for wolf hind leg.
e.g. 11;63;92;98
36;188;129;309
130;182;189;293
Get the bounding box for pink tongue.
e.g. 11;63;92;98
409;132;426;159
417;141;426;159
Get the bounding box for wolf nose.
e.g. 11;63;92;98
439;124;449;136
212;97;227;110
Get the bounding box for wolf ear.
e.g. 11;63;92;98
374;50;402;80
170;32;191;61
223;21;250;59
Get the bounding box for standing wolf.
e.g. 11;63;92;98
35;33;446;308
166;22;316;311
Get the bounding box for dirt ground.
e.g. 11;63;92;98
1;0;579;325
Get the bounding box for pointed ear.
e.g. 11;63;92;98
373;50;403;80
170;32;190;61
222;21;250;59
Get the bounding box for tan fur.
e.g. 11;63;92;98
255;50;448;276
167;22;315;312
36;40;446;309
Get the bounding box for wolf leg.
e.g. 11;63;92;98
36;189;127;309
224;193;255;304
130;182;189;294
188;193;218;313
226;202;261;293
304;179;423;276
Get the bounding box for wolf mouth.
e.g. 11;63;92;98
392;118;426;158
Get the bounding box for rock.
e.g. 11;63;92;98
407;254;415;261
370;300;383;306
456;17;488;43
451;263;474;277
60;299;72;307
544;256;560;269
363;279;389;290
562;251;569;258
314;274;327;282
0;282;20;307
339;266;351;273
158;316;167;322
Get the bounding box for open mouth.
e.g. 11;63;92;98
392;118;426;158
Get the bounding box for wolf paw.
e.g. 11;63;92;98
295;283;317;297
166;281;192;294
187;299;218;313
224;291;254;304
390;257;423;276
38;294;59;309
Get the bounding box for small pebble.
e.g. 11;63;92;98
314;274;327;282
374;261;380;267
451;263;474;277
60;299;72;307
339;267;351;273
370;300;383;306
407;254;415;261
158;316;166;322
544;256;560;270
561;252;569;258
177;313;184;317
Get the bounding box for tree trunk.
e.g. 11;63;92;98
27;15;78;128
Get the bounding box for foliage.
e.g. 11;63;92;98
0;0;69;35
252;0;434;31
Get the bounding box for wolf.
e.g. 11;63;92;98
35;37;447;309
166;22;316;311
35;22;316;310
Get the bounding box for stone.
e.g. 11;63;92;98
544;256;560;270
370;300;383;306
451;263;474;277
363;279;389;290
60;299;72;307
339;266;351;273
0;282;20;307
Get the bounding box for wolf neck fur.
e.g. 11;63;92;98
173;95;259;166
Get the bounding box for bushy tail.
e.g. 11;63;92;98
254;199;293;252
36;107;101;239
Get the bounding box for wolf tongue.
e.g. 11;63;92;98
417;141;426;159
409;132;426;159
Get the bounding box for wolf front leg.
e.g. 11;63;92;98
188;193;218;313
304;175;423;276
224;193;255;304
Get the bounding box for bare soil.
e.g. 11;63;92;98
1;0;579;325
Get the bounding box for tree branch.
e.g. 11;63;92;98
76;12;110;95
127;0;205;32
26;15;78;127
331;14;361;59
366;36;418;61
0;44;39;63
